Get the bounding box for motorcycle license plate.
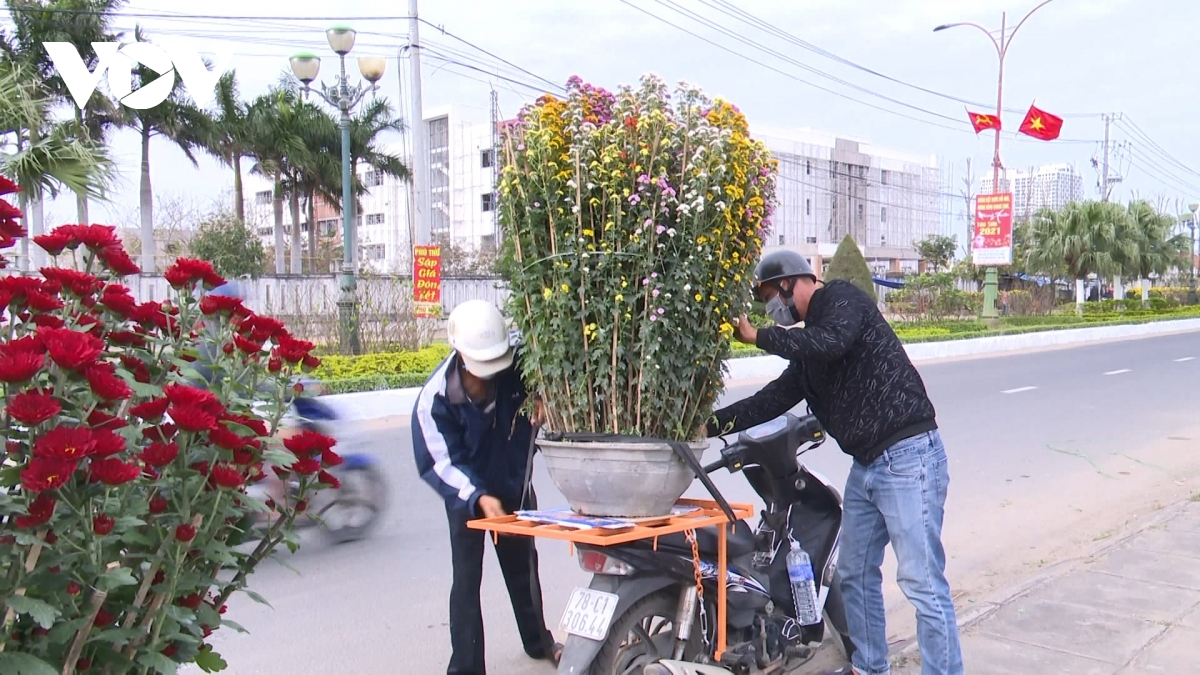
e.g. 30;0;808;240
559;587;619;642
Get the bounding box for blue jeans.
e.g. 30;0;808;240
838;430;962;675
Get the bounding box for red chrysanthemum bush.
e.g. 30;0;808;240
0;192;333;672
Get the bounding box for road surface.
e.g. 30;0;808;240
201;332;1200;674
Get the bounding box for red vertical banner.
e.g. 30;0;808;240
413;245;443;317
972;192;1014;266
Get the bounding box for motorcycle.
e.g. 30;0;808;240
557;413;855;675
248;391;388;545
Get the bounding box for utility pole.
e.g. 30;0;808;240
1101;114;1111;202
408;0;430;246
490;88;500;244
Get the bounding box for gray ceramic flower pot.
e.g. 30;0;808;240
537;437;707;517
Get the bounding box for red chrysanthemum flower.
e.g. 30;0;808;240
232;334;262;354
199;294;244;316
109;330;146;348
276;335;315;364
0;175;18;195
238;314;285;343
33;232;72;256
317;470;341;488
140;441;179;468
0;350;45;383
178;593;204;610
97;244;140;276
95;607;115;626
37;327;104;370
208;425;249;451
164;258;225;289
34;425;96;461
163;383;222;414
118;354;151;383
222;413;269;437
61;224;121;250
267;356;282;373
87;409;127;430
20;457;77;491
0;217;25;240
92;513;115;535
89;457;140;486
41;268;100;298
231;446;255;465
14;492;56;528
99;284;138;317
131;397;170;420
142;424;177;443
283;430;336;457
25;290;64;313
7;440;22;455
169;405;218;433
291;457;321;475
84;362;132;400
321;447;344;468
0;199;22;220
210;464;244;489
67;581;81;596
149;495;169;514
30;313;65;329
91;428;126;458
6;390;61;426
174;524;196;542
302;354;321;370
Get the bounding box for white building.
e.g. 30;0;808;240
756;126;951;276
245;104;499;274
981;163;1085;219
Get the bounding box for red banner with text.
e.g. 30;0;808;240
413;245;443;318
972;192;1014;266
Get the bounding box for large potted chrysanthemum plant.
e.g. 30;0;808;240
497;75;777;517
0;176;339;673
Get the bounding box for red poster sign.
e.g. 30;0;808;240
413;245;443;318
972;192;1014;266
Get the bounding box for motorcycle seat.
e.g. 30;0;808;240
658;520;757;558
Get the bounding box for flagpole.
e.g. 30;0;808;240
934;0;1057;322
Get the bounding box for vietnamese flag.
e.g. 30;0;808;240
1018;104;1063;141
968;111;1000;134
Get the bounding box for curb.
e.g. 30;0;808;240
319;318;1200;422
889;499;1193;664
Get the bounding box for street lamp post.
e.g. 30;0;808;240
289;26;386;355
935;0;1056;320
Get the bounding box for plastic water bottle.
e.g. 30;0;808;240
786;540;821;626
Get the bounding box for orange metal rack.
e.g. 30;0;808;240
467;497;754;660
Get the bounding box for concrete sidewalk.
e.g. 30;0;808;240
894;498;1200;674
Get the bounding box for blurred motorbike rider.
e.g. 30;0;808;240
412;300;560;675
703;251;963;675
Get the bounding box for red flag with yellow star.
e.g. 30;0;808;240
1018;104;1063;140
968;110;1000;134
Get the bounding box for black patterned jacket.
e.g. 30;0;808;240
708;280;937;466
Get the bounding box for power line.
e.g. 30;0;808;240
4;6;414;21
1117;117;1200;178
417;18;563;93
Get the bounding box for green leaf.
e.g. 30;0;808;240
241;589;273;608
96;566;138;591
87;627;144;646
14;531;43;546
194;603;220;628
165;605;196;626
5;596;61;629
115;516;147;530
262;448;296;468
121;529;154;546
0;653;59;675
0;465;20;488
219;618;249;634
48;617;87;644
121;376;163;399
195;645;229;673
137;652;179;674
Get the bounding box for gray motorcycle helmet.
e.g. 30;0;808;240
752;250;816;301
206;279;247;301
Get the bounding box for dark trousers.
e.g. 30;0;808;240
446;496;553;675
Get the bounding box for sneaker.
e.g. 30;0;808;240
820;668;857;675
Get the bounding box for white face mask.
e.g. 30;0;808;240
765;295;798;326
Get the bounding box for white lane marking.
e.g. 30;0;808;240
1104;369;1132;375
1176;357;1196;362
1002;386;1038;394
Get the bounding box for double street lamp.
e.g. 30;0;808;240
289;26;387;355
935;0;1057;320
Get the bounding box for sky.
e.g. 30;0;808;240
16;0;1200;246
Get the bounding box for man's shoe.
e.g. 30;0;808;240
821;667;857;675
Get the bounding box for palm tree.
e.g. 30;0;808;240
1028;200;1125;310
2;0;128;222
349;98;410;186
125;27;212;272
202;72;252;223
245;86;314;274
1125;200;1190;303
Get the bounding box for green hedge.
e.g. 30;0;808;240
311;309;1200;394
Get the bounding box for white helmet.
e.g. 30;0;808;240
447;300;513;379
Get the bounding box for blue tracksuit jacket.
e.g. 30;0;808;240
411;351;534;517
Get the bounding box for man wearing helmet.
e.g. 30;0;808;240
412;300;559;675
703;251;963;675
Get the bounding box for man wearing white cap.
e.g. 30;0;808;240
412;299;559;675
